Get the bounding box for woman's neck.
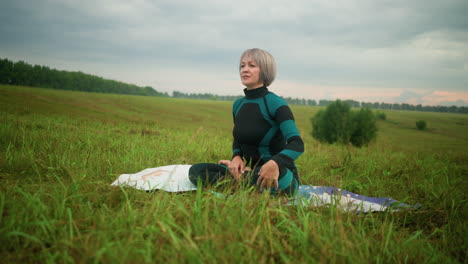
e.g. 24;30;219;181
246;84;265;90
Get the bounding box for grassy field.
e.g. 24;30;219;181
0;84;466;263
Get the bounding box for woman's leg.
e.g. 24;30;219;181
189;162;299;195
188;163;229;186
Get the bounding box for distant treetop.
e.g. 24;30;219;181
0;58;169;97
1;57;466;114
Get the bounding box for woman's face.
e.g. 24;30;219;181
240;56;263;89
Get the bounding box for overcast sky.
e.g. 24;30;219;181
1;0;467;106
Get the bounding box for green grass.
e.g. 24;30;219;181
0;84;467;263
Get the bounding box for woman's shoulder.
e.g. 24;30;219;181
233;97;246;106
265;91;288;109
232;97;246;112
233;97;245;104
266;91;286;101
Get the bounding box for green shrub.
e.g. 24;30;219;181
311;109;326;142
311;100;377;147
350;108;378;147
311;100;352;144
375;111;386;120
416;120;427;130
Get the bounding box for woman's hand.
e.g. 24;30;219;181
257;160;279;191
218;160;231;167
219;160;251;171
229;156;245;181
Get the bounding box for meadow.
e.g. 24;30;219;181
0;84;466;263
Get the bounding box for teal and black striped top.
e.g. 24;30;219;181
232;86;304;176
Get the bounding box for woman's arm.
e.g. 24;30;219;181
270;105;304;171
256;103;304;190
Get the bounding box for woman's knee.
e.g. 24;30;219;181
189;163;228;186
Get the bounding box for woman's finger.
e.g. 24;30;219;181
256;167;263;186
259;177;266;190
231;168;239;178
218;160;230;166
261;178;273;191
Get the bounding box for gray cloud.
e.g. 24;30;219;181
394;90;426;104
439;99;468;107
1;0;467;105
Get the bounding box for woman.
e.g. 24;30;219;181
191;48;304;195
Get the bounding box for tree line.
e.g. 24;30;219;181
173;92;468;114
1;58;466;114
0;58;169;97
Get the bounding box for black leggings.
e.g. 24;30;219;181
188;163;299;195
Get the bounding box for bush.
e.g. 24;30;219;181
311;100;352;144
311;100;377;147
416;120;427;130
350;108;378;147
375;111;386;120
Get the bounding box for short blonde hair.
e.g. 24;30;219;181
239;48;276;87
